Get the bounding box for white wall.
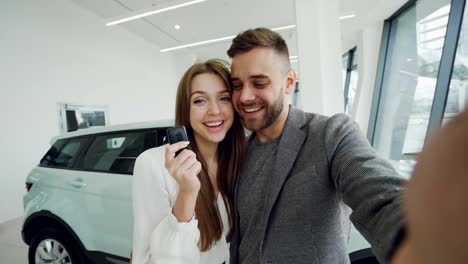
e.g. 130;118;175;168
295;0;344;116
340;23;384;132
0;0;179;223
351;23;384;134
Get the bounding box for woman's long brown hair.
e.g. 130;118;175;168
174;59;245;251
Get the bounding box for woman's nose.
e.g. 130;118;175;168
208;101;221;115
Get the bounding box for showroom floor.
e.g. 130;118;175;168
0;217;28;263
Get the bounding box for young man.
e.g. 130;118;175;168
227;28;405;264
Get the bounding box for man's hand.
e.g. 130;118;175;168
392;110;468;264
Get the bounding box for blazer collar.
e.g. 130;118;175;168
259;107;308;249
264;107;307;211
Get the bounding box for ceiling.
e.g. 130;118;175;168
72;0;407;63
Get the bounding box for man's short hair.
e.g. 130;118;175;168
227;28;290;61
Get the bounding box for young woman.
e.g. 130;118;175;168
132;59;245;264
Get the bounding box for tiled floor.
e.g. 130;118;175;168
0;217;28;263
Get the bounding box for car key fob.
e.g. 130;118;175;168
166;126;189;157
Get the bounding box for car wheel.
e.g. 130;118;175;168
28;228;87;264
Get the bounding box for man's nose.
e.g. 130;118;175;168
239;86;255;102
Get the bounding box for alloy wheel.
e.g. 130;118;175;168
35;238;72;264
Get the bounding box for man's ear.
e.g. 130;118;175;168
285;69;297;95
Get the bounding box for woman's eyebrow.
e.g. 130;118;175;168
190;91;206;97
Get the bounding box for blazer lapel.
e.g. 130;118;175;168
260;108;307;251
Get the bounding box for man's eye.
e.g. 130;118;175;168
254;82;268;88
232;83;242;90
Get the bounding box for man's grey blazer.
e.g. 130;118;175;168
230;107;405;264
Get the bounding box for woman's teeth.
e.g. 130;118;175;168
205;121;223;127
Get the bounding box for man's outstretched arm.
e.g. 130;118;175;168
392;109;468;264
325;114;406;263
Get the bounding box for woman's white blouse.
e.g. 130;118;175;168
132;145;230;264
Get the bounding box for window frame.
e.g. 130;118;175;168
427;0;466;136
367;0;466;145
342;47;358;111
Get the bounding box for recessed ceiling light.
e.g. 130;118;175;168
175;24;181;30
339;14;356;20
160;24;296;52
271;25;297;31
106;0;207;26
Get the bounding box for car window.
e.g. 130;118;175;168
40;139;67;166
40;138;87;168
79;130;156;174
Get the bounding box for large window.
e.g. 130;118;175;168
342;47;359;115
368;0;467;177
444;2;468;122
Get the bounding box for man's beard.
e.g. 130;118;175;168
240;87;284;132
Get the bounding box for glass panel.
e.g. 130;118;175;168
81;131;150;174
40;139;67;166
107;137;126;149
47;138;87;168
373;0;451;178
352;49;358;67
346;69;358;115
66;110;106;132
443;3;468;124
58;103;109;134
342;54;349;91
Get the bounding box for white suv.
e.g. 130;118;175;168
22;121;173;264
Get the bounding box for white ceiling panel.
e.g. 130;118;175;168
118;18;183;47
72;0;128;18
143;0;296;45
72;0;406;59
73;0;296;52
117;0;184;13
188;28;298;61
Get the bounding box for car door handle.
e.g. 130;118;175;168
69;179;87;188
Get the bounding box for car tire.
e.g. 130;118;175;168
28;227;87;264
